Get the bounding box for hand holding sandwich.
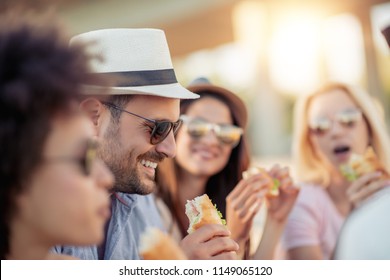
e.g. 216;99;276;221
181;194;239;259
140;196;239;260
266;165;300;222
240;164;300;259
340;147;390;208
346;171;390;208
240;164;299;222
179;224;239;259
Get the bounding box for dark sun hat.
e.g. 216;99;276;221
186;77;248;129
382;25;390;48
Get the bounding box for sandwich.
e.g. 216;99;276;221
242;167;281;197
185;194;226;234
139;227;187;260
340;147;389;182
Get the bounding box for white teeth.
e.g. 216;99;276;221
140;159;157;169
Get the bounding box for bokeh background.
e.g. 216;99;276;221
2;0;390;167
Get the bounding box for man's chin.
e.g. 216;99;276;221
140;178;156;194
112;175;156;195
133;183;155;195
132;174;156;195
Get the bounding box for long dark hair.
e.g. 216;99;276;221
0;14;95;259
156;92;250;234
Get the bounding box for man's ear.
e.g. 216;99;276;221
79;98;106;128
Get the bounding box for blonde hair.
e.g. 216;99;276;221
293;83;390;187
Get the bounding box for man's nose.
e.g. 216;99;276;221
155;130;177;158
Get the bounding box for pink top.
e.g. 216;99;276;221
282;184;345;259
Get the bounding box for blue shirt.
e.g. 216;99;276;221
53;192;164;260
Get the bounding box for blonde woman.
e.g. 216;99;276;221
283;83;390;259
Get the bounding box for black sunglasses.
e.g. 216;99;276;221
44;139;98;176
102;102;182;145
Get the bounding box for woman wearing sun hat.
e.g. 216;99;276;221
155;78;299;259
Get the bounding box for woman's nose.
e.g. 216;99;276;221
329;120;345;138
200;128;220;145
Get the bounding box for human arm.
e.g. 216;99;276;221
252;165;300;259
287;245;323;259
226;173;269;259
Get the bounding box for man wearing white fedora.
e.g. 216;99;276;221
54;28;239;260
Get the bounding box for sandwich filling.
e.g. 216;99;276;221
185;194;226;234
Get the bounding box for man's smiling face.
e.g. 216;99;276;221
98;95;180;194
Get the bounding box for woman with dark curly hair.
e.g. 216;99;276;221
0;14;113;259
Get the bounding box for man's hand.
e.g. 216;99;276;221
179;224;239;260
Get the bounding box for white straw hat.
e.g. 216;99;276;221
70;28;198;99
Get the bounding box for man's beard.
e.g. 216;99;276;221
98;121;166;195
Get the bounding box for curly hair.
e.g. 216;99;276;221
0;13;94;259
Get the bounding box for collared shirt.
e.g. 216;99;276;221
53;192;164;260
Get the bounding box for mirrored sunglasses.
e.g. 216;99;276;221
309;109;363;136
180;115;243;147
